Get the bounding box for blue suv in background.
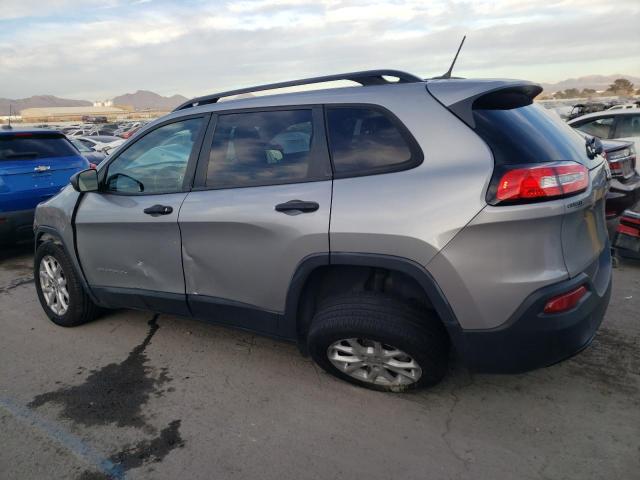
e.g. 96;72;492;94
0;129;88;244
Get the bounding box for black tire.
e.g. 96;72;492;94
307;292;450;392
34;241;100;327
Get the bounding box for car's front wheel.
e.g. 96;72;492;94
34;241;100;327
307;292;450;392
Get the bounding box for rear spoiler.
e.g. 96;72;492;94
426;79;543;128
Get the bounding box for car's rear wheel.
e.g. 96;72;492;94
307;292;450;392
34;241;100;327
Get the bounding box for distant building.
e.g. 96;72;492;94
20;105;129;122
93;99;113;107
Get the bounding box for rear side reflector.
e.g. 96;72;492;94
543;285;588;314
494;162;588;204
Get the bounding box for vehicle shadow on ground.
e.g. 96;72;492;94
0;242;32;262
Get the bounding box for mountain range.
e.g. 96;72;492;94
0;95;91;116
111;90;188;111
2;74;639;115
0;90;188;116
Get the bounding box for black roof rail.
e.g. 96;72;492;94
173;69;423;111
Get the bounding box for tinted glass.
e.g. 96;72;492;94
574;117;614;139
615;115;640;138
105;118;203;194
327;107;413;175
0;134;78;160
473;103;592;165
206;110;325;188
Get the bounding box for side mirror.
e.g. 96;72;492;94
70;168;99;192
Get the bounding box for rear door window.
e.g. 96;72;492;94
0;134;78;160
205;109;330;189
573;116;615;139
326;107;419;176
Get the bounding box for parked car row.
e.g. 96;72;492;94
565;100;639;121
65;122;147;139
73;135;125;154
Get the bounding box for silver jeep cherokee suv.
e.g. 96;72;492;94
33;70;612;392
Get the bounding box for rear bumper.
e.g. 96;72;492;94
0;209;35;244
606;175;640;218
613;210;640;259
457;245;612;373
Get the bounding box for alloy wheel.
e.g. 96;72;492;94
327;338;422;386
39;255;70;316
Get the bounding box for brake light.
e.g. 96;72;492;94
543;285;588;314
493;162;588;204
89;163;97;169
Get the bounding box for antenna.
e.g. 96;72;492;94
438;35;466;79
3;104;13;130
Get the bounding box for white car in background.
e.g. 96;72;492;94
607;103;639;111
75;135;125;154
569;110;640;174
67;128;94;137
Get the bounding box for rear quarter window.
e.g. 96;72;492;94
326;106;421;176
473;103;591;165
0;134;79;160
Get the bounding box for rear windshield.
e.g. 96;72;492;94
0;134;78;161
473;103;590;165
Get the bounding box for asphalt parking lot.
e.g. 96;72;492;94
0;245;638;480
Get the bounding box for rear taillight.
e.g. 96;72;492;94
543;285;588;314
89;163;97;169
606;147;635;177
490;161;589;205
608;160;623;176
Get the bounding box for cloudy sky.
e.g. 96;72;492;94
1;0;639;100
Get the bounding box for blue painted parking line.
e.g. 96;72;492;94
0;396;124;479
